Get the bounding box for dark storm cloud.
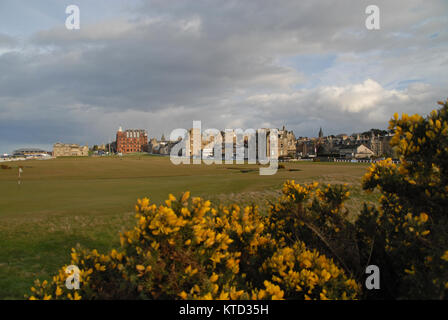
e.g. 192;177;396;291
24;15;300;111
0;33;16;48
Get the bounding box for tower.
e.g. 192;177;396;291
318;127;323;138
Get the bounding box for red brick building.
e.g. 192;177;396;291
116;127;148;154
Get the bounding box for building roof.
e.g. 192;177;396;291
13;148;47;153
53;142;87;147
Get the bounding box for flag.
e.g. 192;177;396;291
18;167;22;185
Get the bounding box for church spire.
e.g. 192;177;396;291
318;127;323;138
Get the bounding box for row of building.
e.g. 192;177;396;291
8;126;396;160
296;128;397;160
7;144;89;159
112;126;396;160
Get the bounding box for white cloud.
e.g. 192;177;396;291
241;79;443;135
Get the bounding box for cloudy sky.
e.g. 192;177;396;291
0;0;447;154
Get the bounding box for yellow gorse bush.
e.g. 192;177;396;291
357;99;448;299
28;183;359;300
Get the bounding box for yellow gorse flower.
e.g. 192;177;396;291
30;181;361;300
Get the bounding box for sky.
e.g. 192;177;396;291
0;0;447;154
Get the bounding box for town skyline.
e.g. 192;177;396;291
3;123;394;161
2;123;392;155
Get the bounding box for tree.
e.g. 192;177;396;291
361;128;388;137
358;99;448;299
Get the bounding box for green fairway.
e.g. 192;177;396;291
0;155;375;299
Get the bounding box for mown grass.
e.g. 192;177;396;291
0;155;375;299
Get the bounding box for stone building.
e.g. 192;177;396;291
296;138;317;158
148;137;160;153
339;144;375;159
368;134;395;157
182;126;294;160
116;127;148;154
278;126;297;158
53;143;89;157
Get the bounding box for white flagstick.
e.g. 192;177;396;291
18;167;23;185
